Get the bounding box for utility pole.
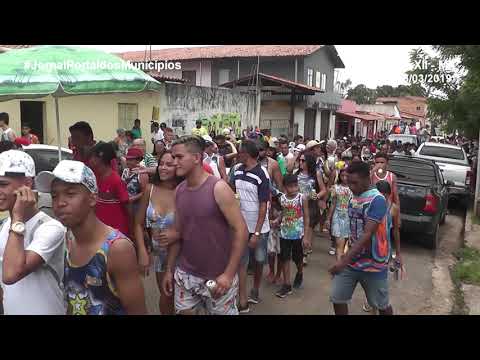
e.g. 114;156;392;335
255;56;261;129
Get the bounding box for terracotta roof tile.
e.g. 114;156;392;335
117;45;323;62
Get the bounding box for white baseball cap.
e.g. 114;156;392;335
0;150;35;177
202;135;214;145
294;144;306;152
36;160;98;194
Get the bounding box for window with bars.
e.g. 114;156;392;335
315;71;321;88
321;73;327;91
118;103;138;130
307;68;314;86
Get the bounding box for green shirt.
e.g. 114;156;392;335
277;154;287;176
143;152;157;168
131;127;142;139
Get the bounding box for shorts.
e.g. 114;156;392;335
279;238;303;264
330;266;390;310
268;229;280;254
331;212;350;239
174;267;239;315
241;232;269;266
151;239;167;273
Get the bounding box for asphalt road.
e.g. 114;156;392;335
143;205;466;315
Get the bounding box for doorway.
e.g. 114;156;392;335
20;101;45;143
304;108;316;140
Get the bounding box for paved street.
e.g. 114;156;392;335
143;205;465;315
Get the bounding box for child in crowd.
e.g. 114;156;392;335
326;168;352;260
273;175;311;298
267;194;283;284
121;147;149;213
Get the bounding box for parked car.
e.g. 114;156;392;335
388;155;450;249
22;144;73;173
23;145;73;217
414;142;472;207
388;134;420;147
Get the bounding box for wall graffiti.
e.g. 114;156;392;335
199;113;242;137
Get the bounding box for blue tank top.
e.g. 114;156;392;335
64;229;130;315
145;185;175;230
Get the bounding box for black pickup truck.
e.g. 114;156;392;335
387;155;451;249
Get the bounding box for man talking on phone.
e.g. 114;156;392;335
0;150;66;315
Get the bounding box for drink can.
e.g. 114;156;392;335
205;280;217;294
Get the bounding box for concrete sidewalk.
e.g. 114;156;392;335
461;208;480;315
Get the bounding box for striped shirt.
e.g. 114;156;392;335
232;163;270;234
142;153;157;168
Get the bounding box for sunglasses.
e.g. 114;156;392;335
299;158;306;162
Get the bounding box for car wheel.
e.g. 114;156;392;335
424;223;440;250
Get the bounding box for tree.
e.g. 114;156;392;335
336;78;352;98
346;84;377;104
406;46;480;138
347;83;427;104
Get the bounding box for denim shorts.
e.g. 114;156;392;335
241;232;269;265
330;266;390;310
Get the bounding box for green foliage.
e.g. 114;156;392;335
473;214;480;225
346;83;425;104
452;247;480;286
346;84;377;104
406;46;480;138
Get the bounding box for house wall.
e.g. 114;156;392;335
211;57;299;87
303;47;335;92
160;83;256;137
0;92;161;153
304;48;342;112
157;60;212;87
295;106;305;137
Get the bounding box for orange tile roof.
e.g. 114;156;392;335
117;45;323;62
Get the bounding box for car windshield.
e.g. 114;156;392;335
24;149;73;173
419;145;465;160
389;158;437;185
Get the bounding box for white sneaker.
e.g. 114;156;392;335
328;247;336;256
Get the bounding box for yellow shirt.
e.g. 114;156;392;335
192;127;208;137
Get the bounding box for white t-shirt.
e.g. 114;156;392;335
0;212;66;315
153;128;164;142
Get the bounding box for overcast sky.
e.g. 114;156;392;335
73;44;434;88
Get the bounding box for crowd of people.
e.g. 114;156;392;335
0;111;478;316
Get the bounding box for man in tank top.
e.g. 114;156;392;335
163;135;248;315
370;152;400;209
36;160;147;315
